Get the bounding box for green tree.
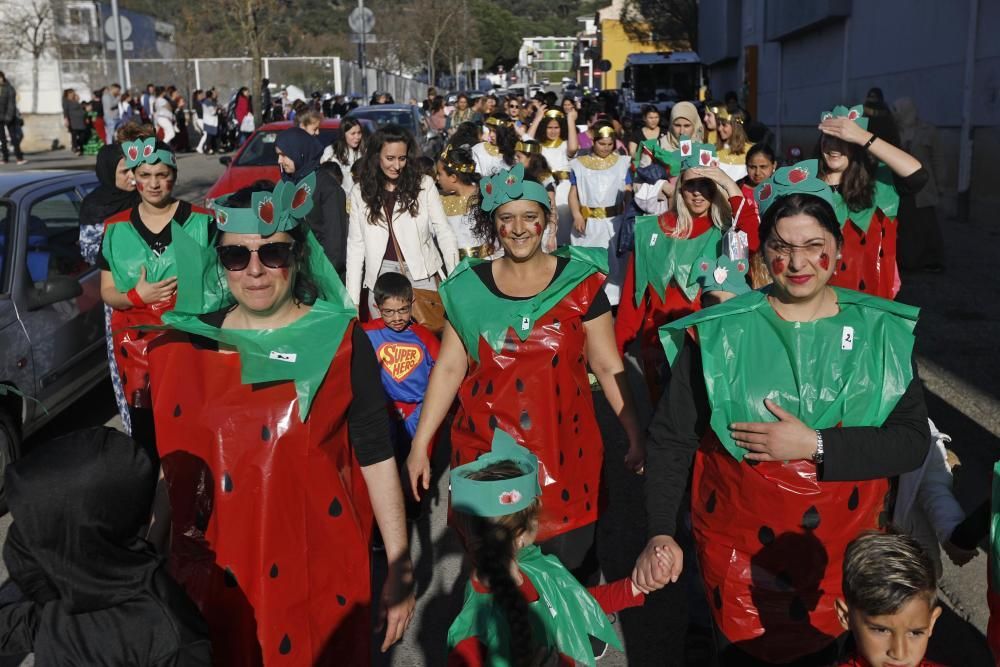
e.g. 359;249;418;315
620;0;697;50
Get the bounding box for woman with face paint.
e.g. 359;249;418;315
616;139;759;400
633;163;931;666
815;104;926;299
98;138;215;449
407;164;644;590
567;120;632;305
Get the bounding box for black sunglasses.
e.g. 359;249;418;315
216;242;295;271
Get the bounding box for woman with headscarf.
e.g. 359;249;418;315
660;101;705;151
80;142;142;435
275;126;349;278
893;97;946;273
0;426;211;664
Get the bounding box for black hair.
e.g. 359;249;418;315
373;271;413;305
640;104;660;118
471;174;548;247
746;143;776;165
759;193;844;249
332;117;367;165
488;113;518;167
533;113;567;143
450;121;481;149
414;155;436;179
438;143;481;187
216;182;318;305
357;124;422;225
318;160;343;186
815;135;875;212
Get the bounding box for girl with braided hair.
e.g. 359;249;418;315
447;430;655;666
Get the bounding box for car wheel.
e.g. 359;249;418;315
0;409;22;515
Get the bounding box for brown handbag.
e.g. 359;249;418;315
386;217;446;335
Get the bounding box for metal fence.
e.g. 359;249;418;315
57;56;426;104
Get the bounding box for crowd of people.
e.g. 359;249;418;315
0;79;988;667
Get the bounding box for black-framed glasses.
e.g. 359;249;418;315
216;242;295;271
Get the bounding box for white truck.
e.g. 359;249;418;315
618;51;703;120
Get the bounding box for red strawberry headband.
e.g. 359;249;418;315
820;104;869;131
122;137;176;170
677;135;718;171
754;159;835;217
450;428;541;518
214;172;316;236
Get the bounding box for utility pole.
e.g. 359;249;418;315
358;0;368;99
110;0;126;89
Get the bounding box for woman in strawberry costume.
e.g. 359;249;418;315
148;180;416;665
616;138;759;399
99;138;215;448
406;163;643;584
815;104;927;299
633;165;931;666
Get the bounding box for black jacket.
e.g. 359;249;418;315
0;82;16;123
308;165;349;276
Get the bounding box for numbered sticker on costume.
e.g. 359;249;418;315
521;316;531;332
649;233;658;246
841;326;854;351
269;351;297;363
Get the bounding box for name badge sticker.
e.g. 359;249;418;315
269;351;298;363
521;316;531;331
649;233;658;246
841;326;854;351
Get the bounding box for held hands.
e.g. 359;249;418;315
376;555;416;652
624;440;646;475
134;267;177;304
818;117;873;146
730;399;818;463
631;535;683;594
405;444;431;501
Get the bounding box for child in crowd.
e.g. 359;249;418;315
0;427;210;664
447;429;661;666
835;531;945;667
363;271;440;465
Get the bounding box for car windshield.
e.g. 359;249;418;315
235;128;341;167
0;201;10;293
348;110;417;133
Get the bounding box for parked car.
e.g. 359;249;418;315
0;171;109;505
205;119;345;206
344;104;445;159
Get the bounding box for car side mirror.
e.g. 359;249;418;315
219;155;232;166
27;275;82;310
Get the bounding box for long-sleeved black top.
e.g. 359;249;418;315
644;336;931;538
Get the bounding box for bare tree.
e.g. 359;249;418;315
620;0;697;50
405;0;456;88
0;0;54;113
216;0;281;125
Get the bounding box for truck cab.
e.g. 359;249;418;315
619;51;702;120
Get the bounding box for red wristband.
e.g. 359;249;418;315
127;288;145;307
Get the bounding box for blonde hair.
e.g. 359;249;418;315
670;176;732;238
717;111;750;155
661;101;705;150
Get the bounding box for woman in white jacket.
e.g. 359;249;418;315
347;124;459;314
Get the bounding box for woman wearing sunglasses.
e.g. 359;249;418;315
147;179;416;664
99;137;215;448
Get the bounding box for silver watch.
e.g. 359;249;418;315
812;429;824;464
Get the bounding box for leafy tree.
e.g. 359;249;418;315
620;0;697;50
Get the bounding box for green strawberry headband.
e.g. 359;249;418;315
820;104;869;131
122;137;176;169
689;255;750;295
215;173;316;236
450;428;541;518
631;138;681;174
677;136;718;171
480;163;550;213
754;159;835;217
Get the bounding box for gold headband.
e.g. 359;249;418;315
515;140;541;154
485;116;515;128
543;109;565;120
440;145;476;173
595;125;616;138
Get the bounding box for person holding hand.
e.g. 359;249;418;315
99;138;215;448
633;162;931;666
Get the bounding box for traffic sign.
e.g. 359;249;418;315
472;58;483;70
348;7;375;34
349;33;377;43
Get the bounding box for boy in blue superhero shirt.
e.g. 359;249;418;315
363;272;440;453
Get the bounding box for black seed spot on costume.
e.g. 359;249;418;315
520;410;532;430
586;501;591;511
270;563;279;578
559;451;564;465
840;262;848;271
135;330;147;340
489;415;499;429
471;380;480;396
224;567;238;588
261;425;271;441
551;354;559;367
516;378;525;392
878;249;884;258
705;490;717;513
279;634;292;654
578;447;583;458
121;371;128;386
557;412;562;425
789;597;809;622
745;458;759;467
573;413;579;423
576;386;581;396
574;426;579;435
555;384;560;397
119;345;128;358
336;594;347;606
802;506;821;530
858;279;866;291
577;355;584;365
173;404;182;417
561;489;570;502
848;486;860;511
583;483;589;494
713;586;722;609
222;473;233;493
328;498;343;517
758;526;775;545
485;381;493;395
563;516;569;523
468;416;476;433
860;236;866;246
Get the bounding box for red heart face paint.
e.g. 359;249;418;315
819;253;830;270
770;257;786;275
533;223;542;235
163;178;174;192
499;225;510;238
136;182;144;192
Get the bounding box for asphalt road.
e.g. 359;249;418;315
1;148;997;666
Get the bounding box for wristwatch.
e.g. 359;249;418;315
812;430;825;465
